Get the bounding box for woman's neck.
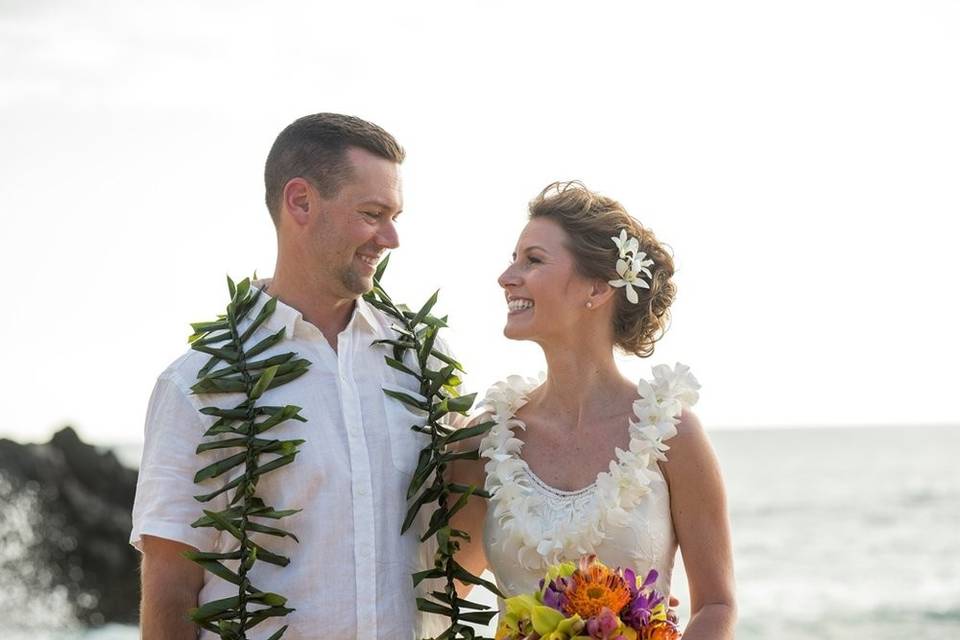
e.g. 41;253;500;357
534;340;633;430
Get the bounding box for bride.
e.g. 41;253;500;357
452;181;737;639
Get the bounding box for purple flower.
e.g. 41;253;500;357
623;569;638;597
641;569;659;590
621;570;665;631
541;577;569;613
623;568;657;597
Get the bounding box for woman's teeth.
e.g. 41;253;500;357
508;299;534;312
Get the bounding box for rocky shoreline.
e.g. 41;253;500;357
0;427;140;627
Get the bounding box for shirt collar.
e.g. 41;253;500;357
251;281;299;339
352;295;381;333
251;280;381;339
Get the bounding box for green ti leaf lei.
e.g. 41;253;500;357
364;256;503;640
185;276;311;640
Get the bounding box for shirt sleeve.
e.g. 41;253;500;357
130;372;226;552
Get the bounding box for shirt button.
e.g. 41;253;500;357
358;487;368;496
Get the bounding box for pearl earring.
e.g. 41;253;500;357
585;301;593;309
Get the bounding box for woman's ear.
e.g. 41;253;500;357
586;279;617;310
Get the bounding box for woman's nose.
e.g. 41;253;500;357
498;263;519;289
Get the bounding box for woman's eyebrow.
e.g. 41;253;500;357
526;245;547;252
512;245;548;259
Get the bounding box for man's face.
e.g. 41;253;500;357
308;147;403;297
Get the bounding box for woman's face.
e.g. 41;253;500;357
497;217;594;344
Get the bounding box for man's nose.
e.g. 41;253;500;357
378;220;400;249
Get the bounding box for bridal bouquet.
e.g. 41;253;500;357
496;555;680;640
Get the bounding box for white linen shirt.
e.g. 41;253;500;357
131;288;446;639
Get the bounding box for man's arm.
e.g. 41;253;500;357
447;413;492;597
140;535;205;640
133;373;226;639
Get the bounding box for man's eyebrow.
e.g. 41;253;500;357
358;198;402;212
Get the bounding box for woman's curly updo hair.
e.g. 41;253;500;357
528;181;676;358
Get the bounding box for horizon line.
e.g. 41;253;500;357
2;421;958;449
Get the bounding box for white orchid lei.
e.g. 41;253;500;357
478;363;700;571
609;229;655;304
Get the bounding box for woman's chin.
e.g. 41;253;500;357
503;319;532;341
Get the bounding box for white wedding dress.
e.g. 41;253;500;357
478;363;700;601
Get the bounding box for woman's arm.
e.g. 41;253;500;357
661;408;737;639
447;413;493;597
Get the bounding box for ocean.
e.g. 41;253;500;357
3;425;958;639
685;424;960;639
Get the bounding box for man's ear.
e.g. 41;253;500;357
282;178;313;226
586;279;617;310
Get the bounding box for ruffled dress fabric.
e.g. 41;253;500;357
479;363;700;602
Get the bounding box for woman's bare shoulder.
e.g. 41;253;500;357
660;408;721;483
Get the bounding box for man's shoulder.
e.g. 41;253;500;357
360;297;458;357
155;347;209;395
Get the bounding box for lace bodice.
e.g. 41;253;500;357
478;364;700;600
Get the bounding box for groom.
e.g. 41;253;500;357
132;113;446;639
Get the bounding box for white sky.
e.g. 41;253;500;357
1;0;958;447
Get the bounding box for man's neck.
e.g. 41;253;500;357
263;275;357;350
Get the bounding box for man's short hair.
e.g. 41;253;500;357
264;113;405;222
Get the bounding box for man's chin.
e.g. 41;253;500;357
340;267;373;296
341;272;375;297
357;274;376;294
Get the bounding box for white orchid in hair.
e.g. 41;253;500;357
612;229;640;259
608;229;654;304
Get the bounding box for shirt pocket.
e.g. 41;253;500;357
382;382;432;475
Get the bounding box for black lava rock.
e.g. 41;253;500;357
0;427;140;626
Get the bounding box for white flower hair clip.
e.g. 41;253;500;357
609;229;654;304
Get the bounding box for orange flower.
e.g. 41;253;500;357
640;622;682;640
561;555;632;620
